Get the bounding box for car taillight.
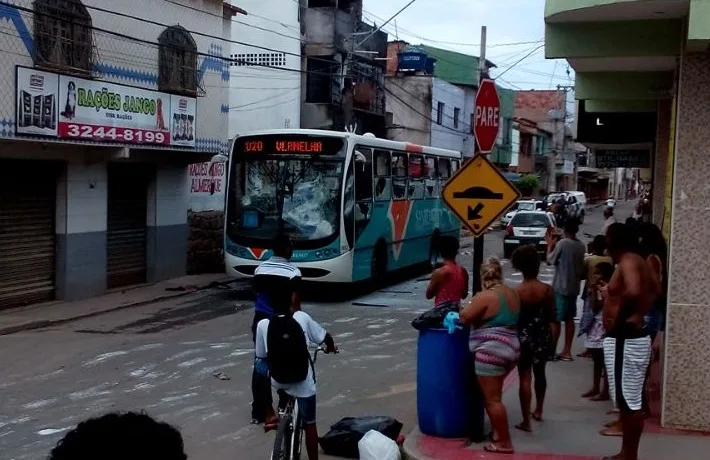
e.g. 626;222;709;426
506;224;514;236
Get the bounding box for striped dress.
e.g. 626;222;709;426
469;327;521;377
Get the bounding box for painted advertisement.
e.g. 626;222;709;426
170;95;197;147
16;67;59;137
15;66;197;147
187;160;226;212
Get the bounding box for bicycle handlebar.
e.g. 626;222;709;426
312;346;339;364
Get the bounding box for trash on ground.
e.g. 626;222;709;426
318;416;403;458
358;429;401;460
212;371;230;380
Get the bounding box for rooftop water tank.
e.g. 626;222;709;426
398;51;428;73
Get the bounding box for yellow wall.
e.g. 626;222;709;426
662;96;676;241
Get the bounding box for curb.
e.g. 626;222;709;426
0;277;247;336
401;369;520;460
402;426;427;460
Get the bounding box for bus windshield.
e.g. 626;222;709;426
226;134;346;247
239;159;342;242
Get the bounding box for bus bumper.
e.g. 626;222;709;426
225;250;354;283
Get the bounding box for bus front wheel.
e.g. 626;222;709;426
371;242;388;280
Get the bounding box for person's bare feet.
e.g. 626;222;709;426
591;393;610;402
599;424;623;437
515;422;532;433
531;410;543;422
607;408;620;415
582;389;600;398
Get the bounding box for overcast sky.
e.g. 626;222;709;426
363;0;574;92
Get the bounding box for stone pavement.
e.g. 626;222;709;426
0;273;237;336
403;340;710;460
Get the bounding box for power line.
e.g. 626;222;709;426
494;44;546;79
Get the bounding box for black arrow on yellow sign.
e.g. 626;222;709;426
467;203;484;221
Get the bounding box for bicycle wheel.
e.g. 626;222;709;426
271;415;293;460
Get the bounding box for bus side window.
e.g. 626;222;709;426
451;159;460;173
374;149;392;201
408;154;425;199
438;158;452;192
424;156;438;198
391;151;408;200
353;147;373;242
354;147;373;202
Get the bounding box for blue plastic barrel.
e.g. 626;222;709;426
417;327;481;439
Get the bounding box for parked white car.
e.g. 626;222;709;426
503;211;557;259
501;200;539;228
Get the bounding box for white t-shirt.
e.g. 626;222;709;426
254;311;327;398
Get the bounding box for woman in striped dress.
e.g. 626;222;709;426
460;258;520;455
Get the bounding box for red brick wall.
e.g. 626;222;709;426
514;90;565;122
387;41;408;76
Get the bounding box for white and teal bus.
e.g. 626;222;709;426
224;129;462;283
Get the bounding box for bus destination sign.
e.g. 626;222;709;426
235;135;343;156
276;140;323;153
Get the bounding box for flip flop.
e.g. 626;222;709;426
557;355;574;362
599;427;623;437
515;423;532;433
484;444;514;454
263;416;280;433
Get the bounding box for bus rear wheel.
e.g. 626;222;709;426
371;242;388;281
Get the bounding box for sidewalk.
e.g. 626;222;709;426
0;273;241;336
403;341;710;460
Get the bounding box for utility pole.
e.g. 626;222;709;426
556;84;575;190
471;25;488;295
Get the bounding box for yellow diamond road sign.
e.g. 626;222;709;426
442;154;521;237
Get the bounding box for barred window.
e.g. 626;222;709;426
33;0;93;74
158;26;197;96
231;52;286;67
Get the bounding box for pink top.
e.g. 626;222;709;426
434;262;467;307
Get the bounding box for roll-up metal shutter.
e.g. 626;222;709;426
0;161;57;309
106;164;149;289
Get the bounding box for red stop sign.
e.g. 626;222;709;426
474;78;501;153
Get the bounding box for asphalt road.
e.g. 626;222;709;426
0;200;635;460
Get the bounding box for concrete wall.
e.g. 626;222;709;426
385;76;432;146
662;51;710;431
229;0;301;137
430;78;468;153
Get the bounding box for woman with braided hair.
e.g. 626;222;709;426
460;257;520;454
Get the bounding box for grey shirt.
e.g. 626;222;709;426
547;237;586;297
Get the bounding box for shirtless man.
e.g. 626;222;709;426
601;223;660;460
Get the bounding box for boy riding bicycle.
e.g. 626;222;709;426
253;237;337;460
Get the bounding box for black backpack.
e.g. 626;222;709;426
267;314;311;384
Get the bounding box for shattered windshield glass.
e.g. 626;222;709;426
235;159;343;242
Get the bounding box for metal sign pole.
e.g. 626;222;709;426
472;26;488;294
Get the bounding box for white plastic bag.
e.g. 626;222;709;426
358;429;401;460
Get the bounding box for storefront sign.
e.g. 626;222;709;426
16;68;59;137
595;149;651;169
15;66;197;147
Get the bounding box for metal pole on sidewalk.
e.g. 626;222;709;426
472;26;487;295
